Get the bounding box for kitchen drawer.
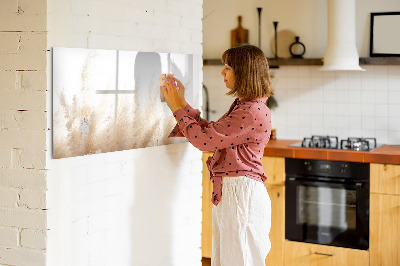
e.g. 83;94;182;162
284;240;369;266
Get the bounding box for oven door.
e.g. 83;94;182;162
285;177;369;250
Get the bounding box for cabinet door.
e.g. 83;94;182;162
261;156;285;185
370;163;400;195
264;184;284;266
202;152;213;258
284;241;369;266
370;193;400;266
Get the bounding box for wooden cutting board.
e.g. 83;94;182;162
231;16;249;48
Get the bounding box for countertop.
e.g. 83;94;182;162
263;139;400;165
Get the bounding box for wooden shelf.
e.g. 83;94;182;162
359;57;400;65
268;58;323;67
203;58;323;67
203;57;400;67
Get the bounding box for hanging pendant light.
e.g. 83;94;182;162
320;0;365;71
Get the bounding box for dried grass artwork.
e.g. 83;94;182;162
52;47;200;159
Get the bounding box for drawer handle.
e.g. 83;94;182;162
314;252;335;257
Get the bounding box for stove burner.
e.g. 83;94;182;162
301;135;339;149
294;136;379;151
340;137;377;151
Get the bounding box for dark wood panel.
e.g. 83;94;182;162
204;57;400;67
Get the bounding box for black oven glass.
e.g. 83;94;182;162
285;158;369;250
298;186;357;240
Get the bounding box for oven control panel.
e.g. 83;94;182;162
286;158;369;180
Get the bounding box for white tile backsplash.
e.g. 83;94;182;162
204;65;400;144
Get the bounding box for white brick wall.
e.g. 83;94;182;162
0;0;48;265
46;1;203;266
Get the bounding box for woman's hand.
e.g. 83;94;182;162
173;77;187;108
161;77;184;113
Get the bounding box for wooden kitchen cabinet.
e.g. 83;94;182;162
202;152;213;258
284;240;369;266
261;156;285;266
370;163;400;266
264;184;285;266
201;153;286;266
261;156;285;186
370;163;400;195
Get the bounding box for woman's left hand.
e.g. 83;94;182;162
161;77;183;113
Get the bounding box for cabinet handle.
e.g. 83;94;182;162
314;252;335;257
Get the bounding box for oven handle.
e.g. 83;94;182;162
286;177;364;189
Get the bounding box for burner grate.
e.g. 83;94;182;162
301;135;339;149
296;136;378;151
340;137;377;151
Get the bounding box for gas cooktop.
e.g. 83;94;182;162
289;135;383;151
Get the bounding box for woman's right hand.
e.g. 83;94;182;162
169;76;187;107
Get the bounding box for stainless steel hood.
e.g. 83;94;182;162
320;0;365;71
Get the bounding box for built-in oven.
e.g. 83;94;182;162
285;158;370;250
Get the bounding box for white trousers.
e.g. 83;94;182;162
212;176;272;266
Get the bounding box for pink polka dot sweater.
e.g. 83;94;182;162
169;97;272;206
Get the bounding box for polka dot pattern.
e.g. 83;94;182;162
169;97;272;206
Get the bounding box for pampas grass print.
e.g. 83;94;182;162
53;53;184;159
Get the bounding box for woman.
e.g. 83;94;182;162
161;44;273;266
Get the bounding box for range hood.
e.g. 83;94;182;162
320;0;365;71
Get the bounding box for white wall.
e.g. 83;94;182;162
0;1;48;265
46;0;203;266
203;0;400;145
203;0;400;58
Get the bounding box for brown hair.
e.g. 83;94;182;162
221;44;273;99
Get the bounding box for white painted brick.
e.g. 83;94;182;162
0;110;47;130
181;16;202;30
135;24;170;41
71;218;88;237
0;208;46;230
87;33;123;51
0;32;47;71
20;149;46;170
105;178;123;196
190;159;203;174
0;227;19;247
87;1;126;22
0;169;47;189
151;10;180;27
120;36;153;52
19;189;46;209
71;165;89;186
0;247;45;266
0;32;20;54
87;163;108;183
105;161;122;179
0;13;46;32
0;149;11;169
87;211;109;233
0;187;19;208
16;70;47;91
0;91;46;111
0;0;18;13
0;71;16;90
0;129;46;150
20;229;46;250
19;0;47;15
129;0;167;13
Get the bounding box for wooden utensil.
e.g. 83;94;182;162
231;16;249;48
